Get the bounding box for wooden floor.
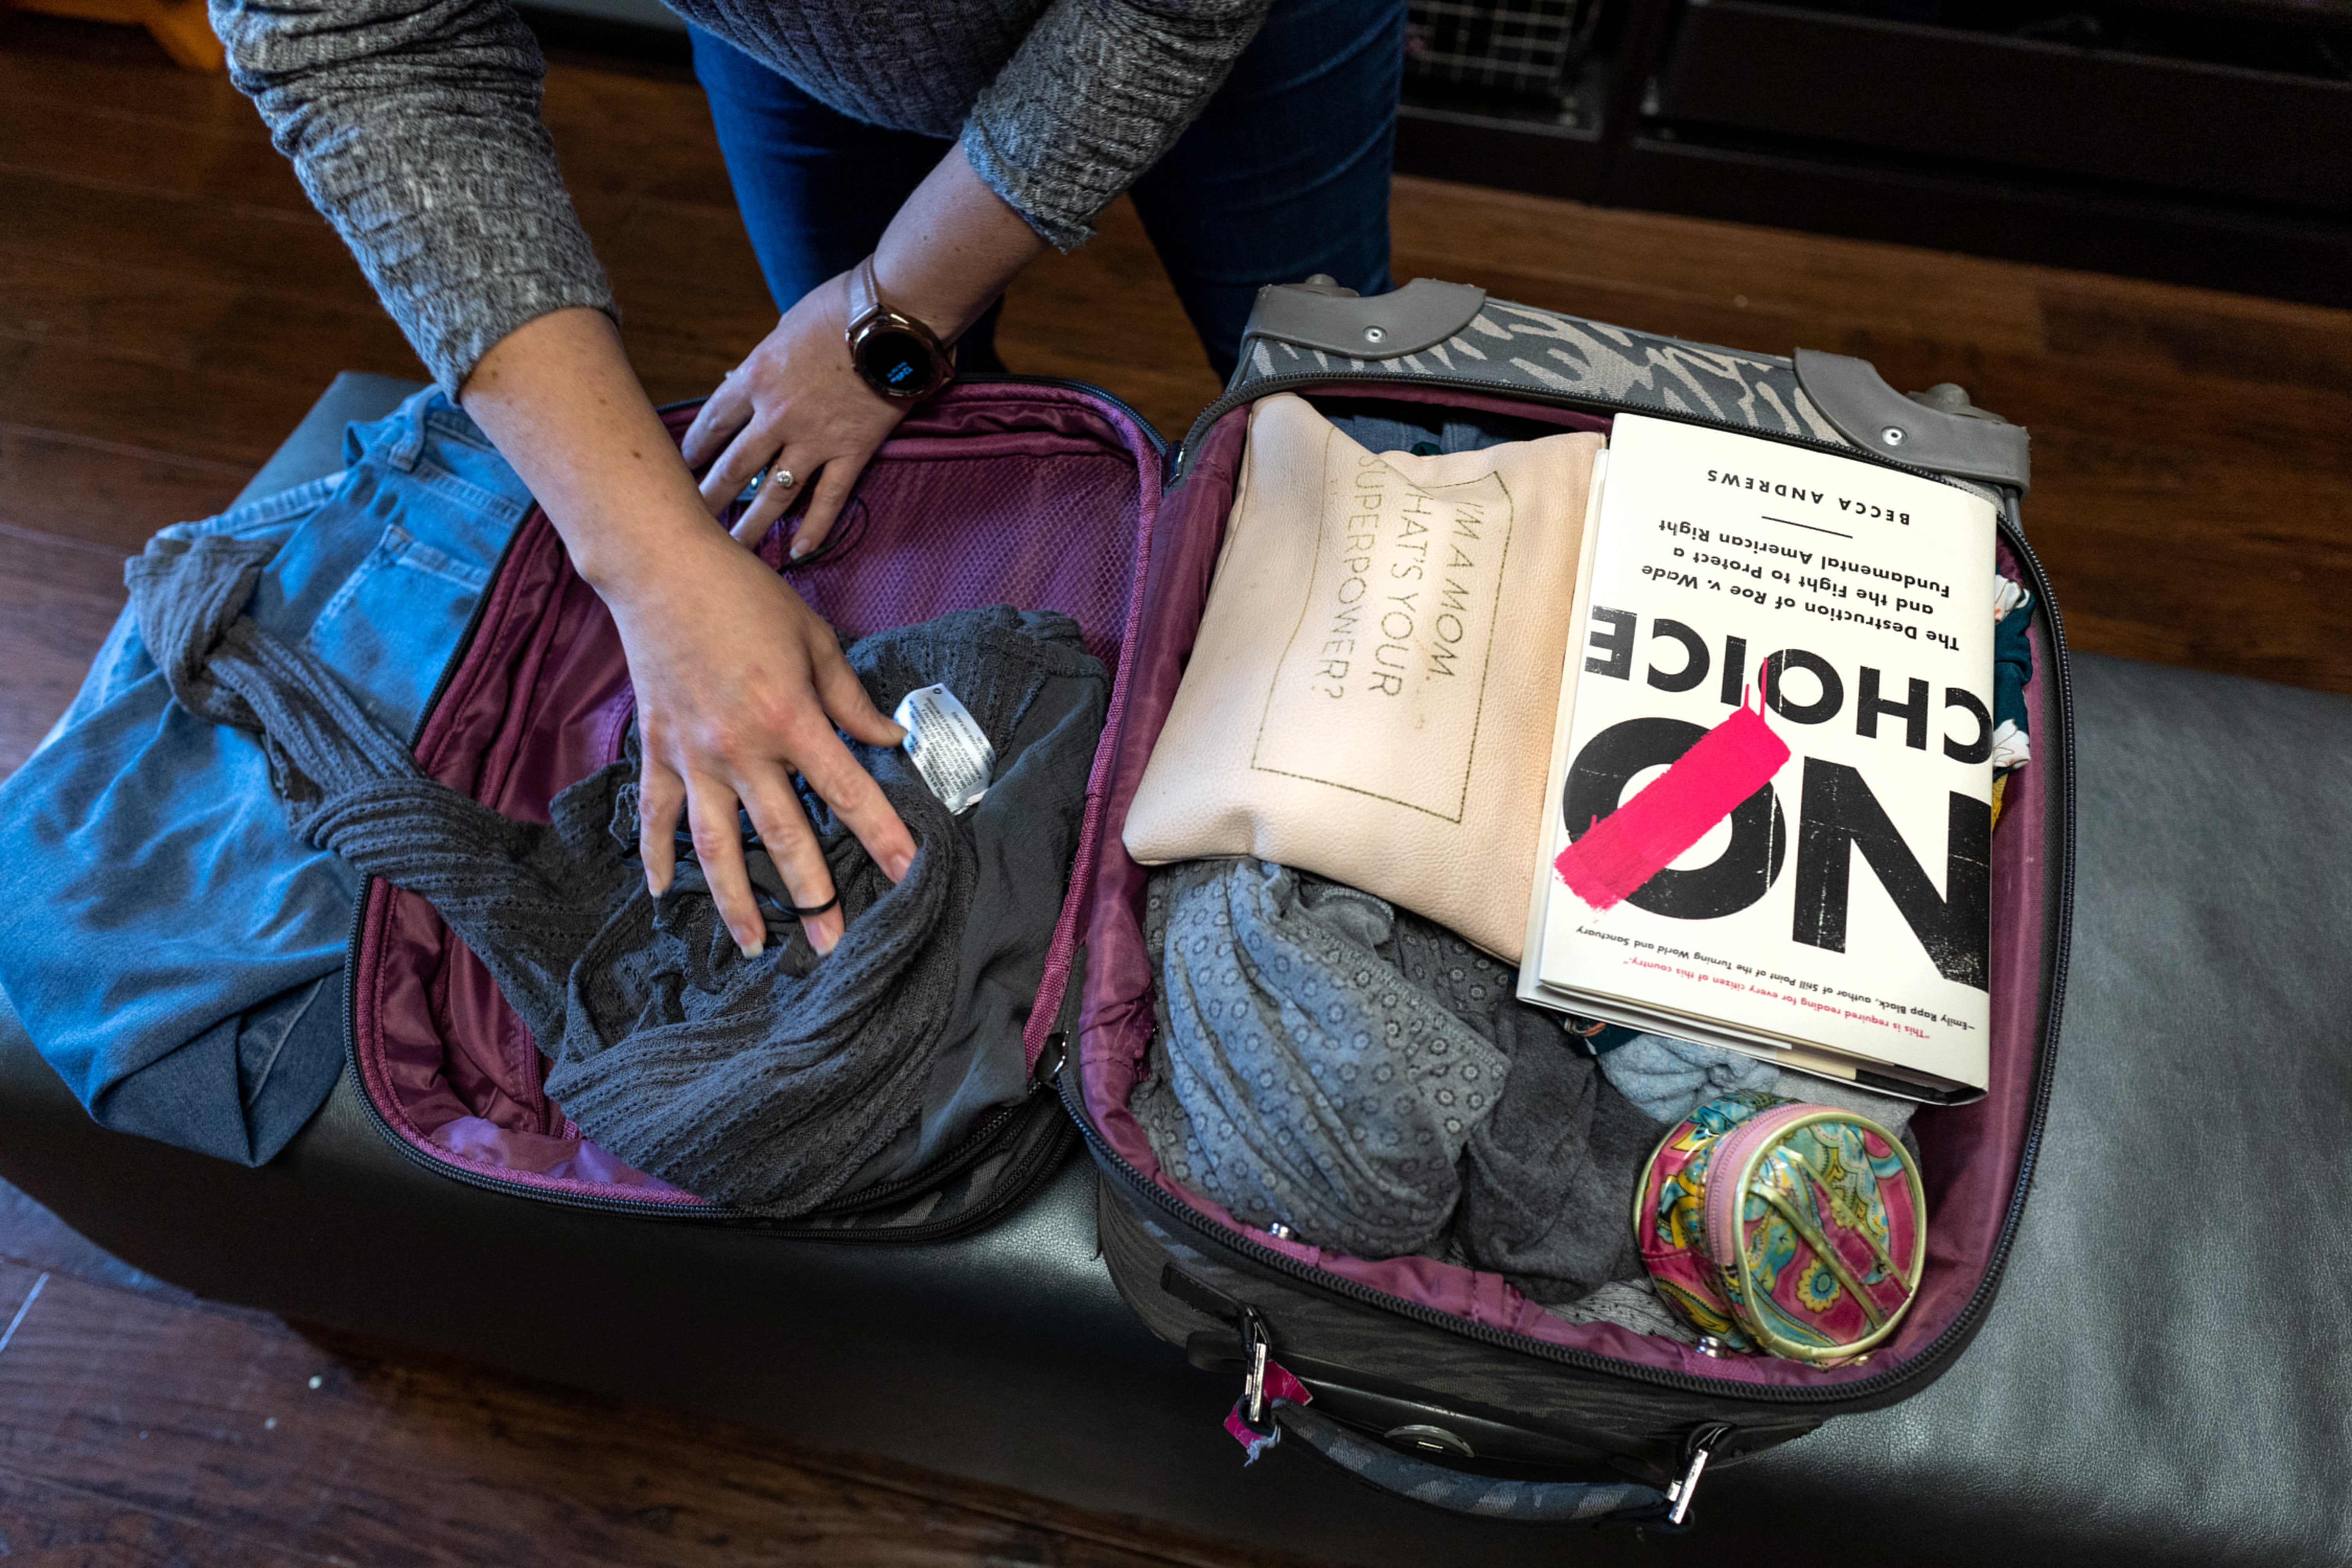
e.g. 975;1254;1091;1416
5;9;2352;778
0;1179;1320;1567
2;7;2350;1561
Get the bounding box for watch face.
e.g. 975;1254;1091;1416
857;325;937;396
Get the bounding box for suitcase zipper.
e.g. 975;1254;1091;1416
1064;509;2071;1406
1203;1272;1728;1518
953;373;1172;471
340;988;1068;1236
665;376;1168;462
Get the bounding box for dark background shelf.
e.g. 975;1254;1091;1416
503;0;2352;307
1655;0;2352;214
1394;0;2352;306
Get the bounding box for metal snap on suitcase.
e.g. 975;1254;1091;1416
1056;279;2072;1525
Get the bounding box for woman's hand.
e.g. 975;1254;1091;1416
684;143;1053;557
460;308;916;958
608;521;915;956
457;151;1048;957
682;269;903;560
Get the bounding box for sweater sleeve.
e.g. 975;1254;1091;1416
961;0;1276;251
211;0;616;397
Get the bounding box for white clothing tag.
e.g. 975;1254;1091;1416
895;684;995;813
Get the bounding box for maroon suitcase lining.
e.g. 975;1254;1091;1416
1073;387;2053;1391
349;383;1163;1205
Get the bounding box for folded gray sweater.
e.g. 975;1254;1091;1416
211;0;1273;393
129;531;1104;1208
1132;860;1659;1305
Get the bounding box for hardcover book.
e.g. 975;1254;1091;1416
1517;414;2000;1101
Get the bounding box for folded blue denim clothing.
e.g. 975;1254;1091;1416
1594;1032;1922;1144
1592;1033;1780;1124
0;389;530;1165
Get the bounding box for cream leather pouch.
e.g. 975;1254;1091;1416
1123;394;1601;958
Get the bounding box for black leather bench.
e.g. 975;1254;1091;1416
5;373;2346;1566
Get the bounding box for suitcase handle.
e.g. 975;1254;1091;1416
1268;1401;1675;1526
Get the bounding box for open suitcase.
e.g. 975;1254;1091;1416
343;279;2069;1523
346;377;1168;1240
1061;282;2071;1524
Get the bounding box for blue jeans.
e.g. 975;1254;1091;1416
0;391;531;1165
691;0;1406;383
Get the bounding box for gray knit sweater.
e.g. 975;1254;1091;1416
128;527;1107;1210
211;0;1272;394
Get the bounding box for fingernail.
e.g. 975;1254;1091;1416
809;919;839;956
789;537;814;560
737;928;764;959
884;849;913;883
647;867;670;897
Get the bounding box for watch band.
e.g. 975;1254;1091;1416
848;254;884;333
845;256;954;401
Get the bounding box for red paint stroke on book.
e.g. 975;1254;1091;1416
1554;687;1791;910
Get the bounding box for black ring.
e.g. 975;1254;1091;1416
660;827;844;922
759;887;840;920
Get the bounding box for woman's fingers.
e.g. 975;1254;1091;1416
697;417;786;518
681;370;754;470
791;708;916;886
788;453;870;561
635;759;687;896
736;768;843;954
729;445;804;546
686;776;767;957
806;621;907;751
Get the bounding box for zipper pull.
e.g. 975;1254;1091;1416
1665;1423;1733;1526
1031;1031;1068;1090
1221;1307;1313;1465
1241;1306;1271;1425
1031;945;1086;1090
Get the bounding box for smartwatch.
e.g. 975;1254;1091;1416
844;255;955;401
